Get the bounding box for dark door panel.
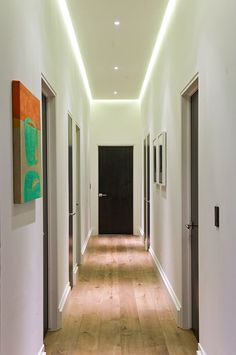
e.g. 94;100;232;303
42;94;48;337
191;90;199;340
99;146;133;234
147;135;150;250
68;118;73;288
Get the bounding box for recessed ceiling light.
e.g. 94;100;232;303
114;20;120;26
114;66;119;70
114;91;118;95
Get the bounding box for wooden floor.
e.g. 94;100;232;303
45;236;197;355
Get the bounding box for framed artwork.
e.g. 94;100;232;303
12;81;42;203
157;131;167;186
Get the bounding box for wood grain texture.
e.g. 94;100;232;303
45;236;197;355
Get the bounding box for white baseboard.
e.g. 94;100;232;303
58;282;71;313
73;263;78;274
149;246;182;324
197;343;207;355
138;227;144;238
82;228;92;255
38;344;46;355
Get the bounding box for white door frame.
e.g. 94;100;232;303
181;73;199;329
75;124;81;268
68;115;81;285
41;75;60;330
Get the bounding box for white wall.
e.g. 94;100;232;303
0;1;91;354
90;101;141;236
140;0;236;354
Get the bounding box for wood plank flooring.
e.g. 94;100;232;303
45;236;197;355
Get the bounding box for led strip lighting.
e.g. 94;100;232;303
57;0;177;103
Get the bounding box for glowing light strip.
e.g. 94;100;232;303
93;99;140;104
139;0;177;101
57;0;92;102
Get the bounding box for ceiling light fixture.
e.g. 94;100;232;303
114;66;119;70
114;91;118;95
114;20;120;26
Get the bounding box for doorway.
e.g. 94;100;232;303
75;125;81;268
41;77;59;331
143;135;150;250
190;90;199;340
98;146;133;234
181;75;199;339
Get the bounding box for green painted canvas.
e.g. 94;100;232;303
12;81;42;204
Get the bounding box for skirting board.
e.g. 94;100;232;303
58;282;71;313
138;227;145;244
81;228;92;255
73;263;78;275
38;345;46;355
149;246;182;325
197;343;207;355
139;227;144;238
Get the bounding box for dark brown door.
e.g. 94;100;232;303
42;94;48;337
146;135;150;250
191;90;199;340
144;139;147;242
68;118;73;288
99;146;133;234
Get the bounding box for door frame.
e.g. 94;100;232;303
181;73;199;329
75;124;81;269
143;134;150;250
68;115;81;285
41;75;60;330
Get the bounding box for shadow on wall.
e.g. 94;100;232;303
12;201;36;229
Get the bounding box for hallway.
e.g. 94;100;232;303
45;236;197;354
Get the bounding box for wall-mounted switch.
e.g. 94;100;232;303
215;206;220;227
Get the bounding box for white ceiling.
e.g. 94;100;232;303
67;0;167;100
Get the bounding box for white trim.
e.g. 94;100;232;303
58;282;71;313
138;227;144;238
82;229;92;255
73;263;78;275
181;74;199;329
38;345;46;355
197;343;207;355
41;76;60;331
149;247;182;324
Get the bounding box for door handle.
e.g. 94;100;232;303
185;222;198;230
69;212;76;216
99;193;108;197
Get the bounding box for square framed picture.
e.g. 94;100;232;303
12;81;42;203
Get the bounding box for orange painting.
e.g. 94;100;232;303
12;81;42;203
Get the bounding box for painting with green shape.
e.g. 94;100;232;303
24;117;39;166
12;81;42;204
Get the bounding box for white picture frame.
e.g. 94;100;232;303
157;131;167;186
153;138;157;183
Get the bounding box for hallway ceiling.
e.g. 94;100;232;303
67;0;167;100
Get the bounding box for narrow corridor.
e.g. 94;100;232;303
45;236;197;354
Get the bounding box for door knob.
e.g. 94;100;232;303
185;222;198;230
99;193;108;197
